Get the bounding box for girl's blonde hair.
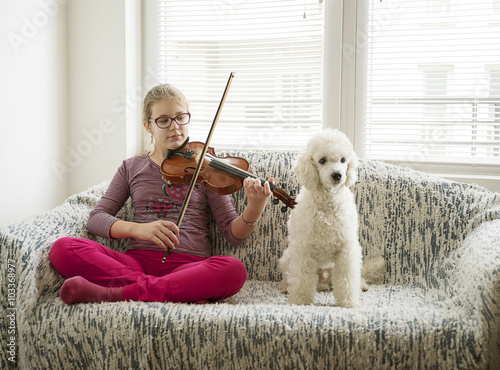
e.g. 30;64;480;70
142;84;189;124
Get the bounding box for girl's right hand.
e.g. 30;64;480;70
133;220;180;251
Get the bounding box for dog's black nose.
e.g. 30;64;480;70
332;172;342;182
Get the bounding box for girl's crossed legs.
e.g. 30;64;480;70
49;237;247;304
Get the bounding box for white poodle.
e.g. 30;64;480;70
279;129;384;307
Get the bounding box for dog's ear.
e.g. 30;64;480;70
345;153;359;187
293;151;320;191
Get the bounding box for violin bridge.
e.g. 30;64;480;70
193;151;202;164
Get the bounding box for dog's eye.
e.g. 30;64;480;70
341;158;346;163
319;157;327;165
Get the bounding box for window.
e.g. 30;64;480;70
145;0;324;150
353;0;500;170
143;0;500;189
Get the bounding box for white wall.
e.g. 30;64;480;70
66;0;127;196
1;0;68;226
1;0;132;227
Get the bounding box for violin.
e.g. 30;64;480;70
160;141;296;210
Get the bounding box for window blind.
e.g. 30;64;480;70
156;0;324;149
358;0;500;165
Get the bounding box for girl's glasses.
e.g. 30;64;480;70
148;113;191;129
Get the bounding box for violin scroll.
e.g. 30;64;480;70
271;186;296;211
270;185;296;210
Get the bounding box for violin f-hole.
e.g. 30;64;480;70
184;166;199;174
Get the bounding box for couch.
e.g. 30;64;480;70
1;150;499;369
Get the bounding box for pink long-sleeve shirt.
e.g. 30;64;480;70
87;153;244;257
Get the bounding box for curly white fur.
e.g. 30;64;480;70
279;129;365;307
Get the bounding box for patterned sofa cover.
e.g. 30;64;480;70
1;150;499;369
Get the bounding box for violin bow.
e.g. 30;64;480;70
162;72;235;263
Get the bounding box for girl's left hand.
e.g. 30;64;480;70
231;177;274;238
243;177;273;209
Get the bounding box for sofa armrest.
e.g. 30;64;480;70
0;200;92;315
445;220;500;302
438;220;500;366
0;182;119;321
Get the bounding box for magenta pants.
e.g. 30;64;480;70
49;237;247;303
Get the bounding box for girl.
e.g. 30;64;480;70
49;84;273;304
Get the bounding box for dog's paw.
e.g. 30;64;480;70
336;297;359;308
361;256;386;284
334;287;360;308
361;277;368;292
278;280;288;293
